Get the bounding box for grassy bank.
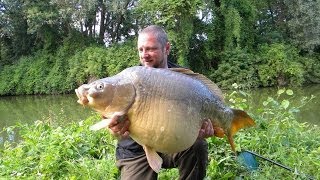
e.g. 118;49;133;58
0;89;319;179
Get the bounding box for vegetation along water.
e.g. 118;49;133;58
1;0;320;179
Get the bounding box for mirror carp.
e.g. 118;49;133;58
75;66;255;173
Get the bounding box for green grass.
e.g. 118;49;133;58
0;89;319;179
0;116;119;179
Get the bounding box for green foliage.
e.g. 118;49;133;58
0;116;119;179
67;40;137;89
0;51;53;95
210;49;260;89
224;7;242;50
257;43;305;87
188;18;213;74
67;46;108;86
0;65;15;95
221;0;257;51
208;43;314;89
204;88;319;179
45;32;93;94
0;0;34;63
0;39;137;95
1;0;320;95
24;0;59;33
285;0;320;52
299;55;320;84
101;40;139;75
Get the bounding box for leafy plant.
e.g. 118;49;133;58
257;43;305;87
210;49;260;89
0;116;119;179
66;40;137;88
211;87;320;179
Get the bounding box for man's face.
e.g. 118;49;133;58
137;33;170;68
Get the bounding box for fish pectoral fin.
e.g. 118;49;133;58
89;119;111;131
213;126;225;138
143;145;163;173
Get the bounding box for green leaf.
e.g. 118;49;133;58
286;89;294;96
281;100;290;109
277;89;285;95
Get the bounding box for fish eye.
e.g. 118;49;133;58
96;83;104;90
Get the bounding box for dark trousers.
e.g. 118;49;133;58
116;139;208;180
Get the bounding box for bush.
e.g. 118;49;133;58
44;32;91;94
66;40;138;88
257;43;305;87
210;49;260;89
0;65;15;95
300;55;320;84
0;51;54;95
0;39;138;95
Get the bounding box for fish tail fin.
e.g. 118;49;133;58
227;109;255;152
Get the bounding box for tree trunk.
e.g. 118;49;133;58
99;0;106;43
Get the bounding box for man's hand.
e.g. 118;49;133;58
107;114;130;139
198;119;214;139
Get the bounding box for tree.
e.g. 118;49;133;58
103;0;137;44
254;0;290;45
0;0;33;64
285;0;320;53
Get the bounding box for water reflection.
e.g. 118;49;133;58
0;94;96;145
0;94;95;129
0;127;17;145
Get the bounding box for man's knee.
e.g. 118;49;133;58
192;139;208;160
116;154;157;180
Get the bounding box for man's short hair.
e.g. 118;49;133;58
139;25;168;48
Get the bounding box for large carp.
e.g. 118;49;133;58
75;66;255;173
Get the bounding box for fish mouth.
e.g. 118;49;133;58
75;87;89;105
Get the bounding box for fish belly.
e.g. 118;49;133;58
125;67;214;153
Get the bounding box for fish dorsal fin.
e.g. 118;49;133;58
169;68;224;102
